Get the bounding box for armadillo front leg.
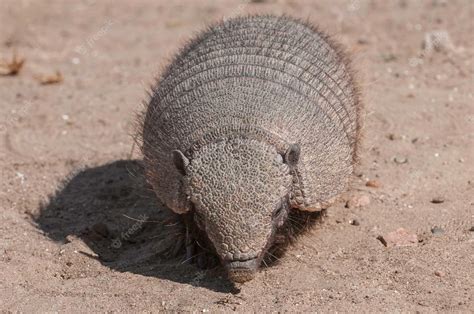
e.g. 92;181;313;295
182;213;218;269
183;213;196;263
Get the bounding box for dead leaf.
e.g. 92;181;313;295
0;52;25;76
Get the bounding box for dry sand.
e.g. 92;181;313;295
0;0;473;312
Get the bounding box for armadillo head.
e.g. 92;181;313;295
174;138;298;283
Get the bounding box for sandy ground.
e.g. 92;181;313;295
0;0;473;312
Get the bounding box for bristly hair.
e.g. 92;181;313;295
264;208;326;266
292;14;364;165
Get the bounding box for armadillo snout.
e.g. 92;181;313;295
224;258;259;283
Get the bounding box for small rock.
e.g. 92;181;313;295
346;194;371;208
431;226;444;235
422;30;456;54
469;226;474;232
65;235;75;243
377;228;418;247
393;156;408;164
366;179;382;188
386;133;400;141
431;197;445;204
434;270;445;277
349;219;360;226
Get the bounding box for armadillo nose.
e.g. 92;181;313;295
225;258;259;283
228;269;256;283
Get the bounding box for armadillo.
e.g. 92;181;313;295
141;15;361;283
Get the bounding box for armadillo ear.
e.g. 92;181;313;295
172;150;189;175
284;144;300;167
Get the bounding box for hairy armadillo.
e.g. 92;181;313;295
141;15;361;283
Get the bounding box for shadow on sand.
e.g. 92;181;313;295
34;160;237;293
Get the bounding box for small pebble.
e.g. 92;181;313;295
469;226;474;232
387;133;399;140
393;156;408;164
431;226;444;235
431;197;445;204
349;219;360;226
434;270;445;277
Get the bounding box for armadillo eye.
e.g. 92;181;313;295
284;144;300;166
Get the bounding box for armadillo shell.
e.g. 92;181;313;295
142;15;361;213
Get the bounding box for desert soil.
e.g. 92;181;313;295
0;0;473;312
